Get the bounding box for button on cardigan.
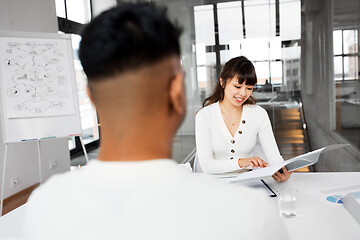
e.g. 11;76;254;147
195;102;284;174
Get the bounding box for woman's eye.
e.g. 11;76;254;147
234;86;241;89
247;88;253;91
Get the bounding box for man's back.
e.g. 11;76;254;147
24;159;286;240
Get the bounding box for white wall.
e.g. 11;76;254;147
0;0;70;200
0;0;57;32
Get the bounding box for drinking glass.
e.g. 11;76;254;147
278;188;298;218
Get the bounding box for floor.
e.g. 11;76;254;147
269;107;309;172
1;184;39;215
337;127;360;149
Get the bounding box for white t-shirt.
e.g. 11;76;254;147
23;159;287;240
196;102;284;174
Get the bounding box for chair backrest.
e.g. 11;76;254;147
181;148;196;169
180;148;203;173
193;154;203;173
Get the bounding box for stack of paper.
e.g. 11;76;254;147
217;144;348;183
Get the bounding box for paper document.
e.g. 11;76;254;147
221;144;348;183
309;184;360;206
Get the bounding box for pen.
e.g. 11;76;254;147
261;179;277;197
21;138;38;141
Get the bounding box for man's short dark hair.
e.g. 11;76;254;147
79;2;182;80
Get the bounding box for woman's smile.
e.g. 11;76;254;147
234;96;245;103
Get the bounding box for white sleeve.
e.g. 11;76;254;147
257;110;284;165
195;111;240;174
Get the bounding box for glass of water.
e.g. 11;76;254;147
277;188;298;218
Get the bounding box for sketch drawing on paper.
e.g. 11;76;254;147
0;37;76;118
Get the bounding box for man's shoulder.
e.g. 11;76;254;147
27;170;81;204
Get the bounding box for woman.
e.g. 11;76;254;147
195;56;291;182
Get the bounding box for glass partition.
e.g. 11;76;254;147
152;0;304;163
112;0;359;170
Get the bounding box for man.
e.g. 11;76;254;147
24;3;287;240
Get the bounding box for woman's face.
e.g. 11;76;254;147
221;77;254;107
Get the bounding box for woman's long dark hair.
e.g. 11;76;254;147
202;56;257;107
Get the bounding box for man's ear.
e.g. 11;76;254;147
86;84;94;105
169;72;186;116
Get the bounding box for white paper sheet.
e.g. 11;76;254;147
0;37;76;118
218;144;349;183
309;184;360;206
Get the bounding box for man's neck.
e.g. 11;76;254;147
96;128;173;162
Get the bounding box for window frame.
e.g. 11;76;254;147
56;0;100;157
333;29;360;82
194;1;291;87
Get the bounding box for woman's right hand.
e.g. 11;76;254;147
238;156;268;168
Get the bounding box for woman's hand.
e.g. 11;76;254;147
238;156;269;168
272;167;292;182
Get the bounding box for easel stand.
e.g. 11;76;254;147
0;31;84;216
0;142;9;216
79;136;89;164
0;140;42;216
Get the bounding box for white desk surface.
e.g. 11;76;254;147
264;172;360;240
0;172;359;239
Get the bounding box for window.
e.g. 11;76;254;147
333;29;359;81
55;0;99;154
280;0;301;41
66;0;91;24
55;0;66;18
70;34;99;146
217;1;243;45
244;0;276;38
55;0;91;24
194;5;215;46
194;5;217;96
194;0;300;91
333;29;360;147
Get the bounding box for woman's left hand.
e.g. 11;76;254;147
272;167;292;182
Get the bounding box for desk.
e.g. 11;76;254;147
0;172;359;239
264;172;360;240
